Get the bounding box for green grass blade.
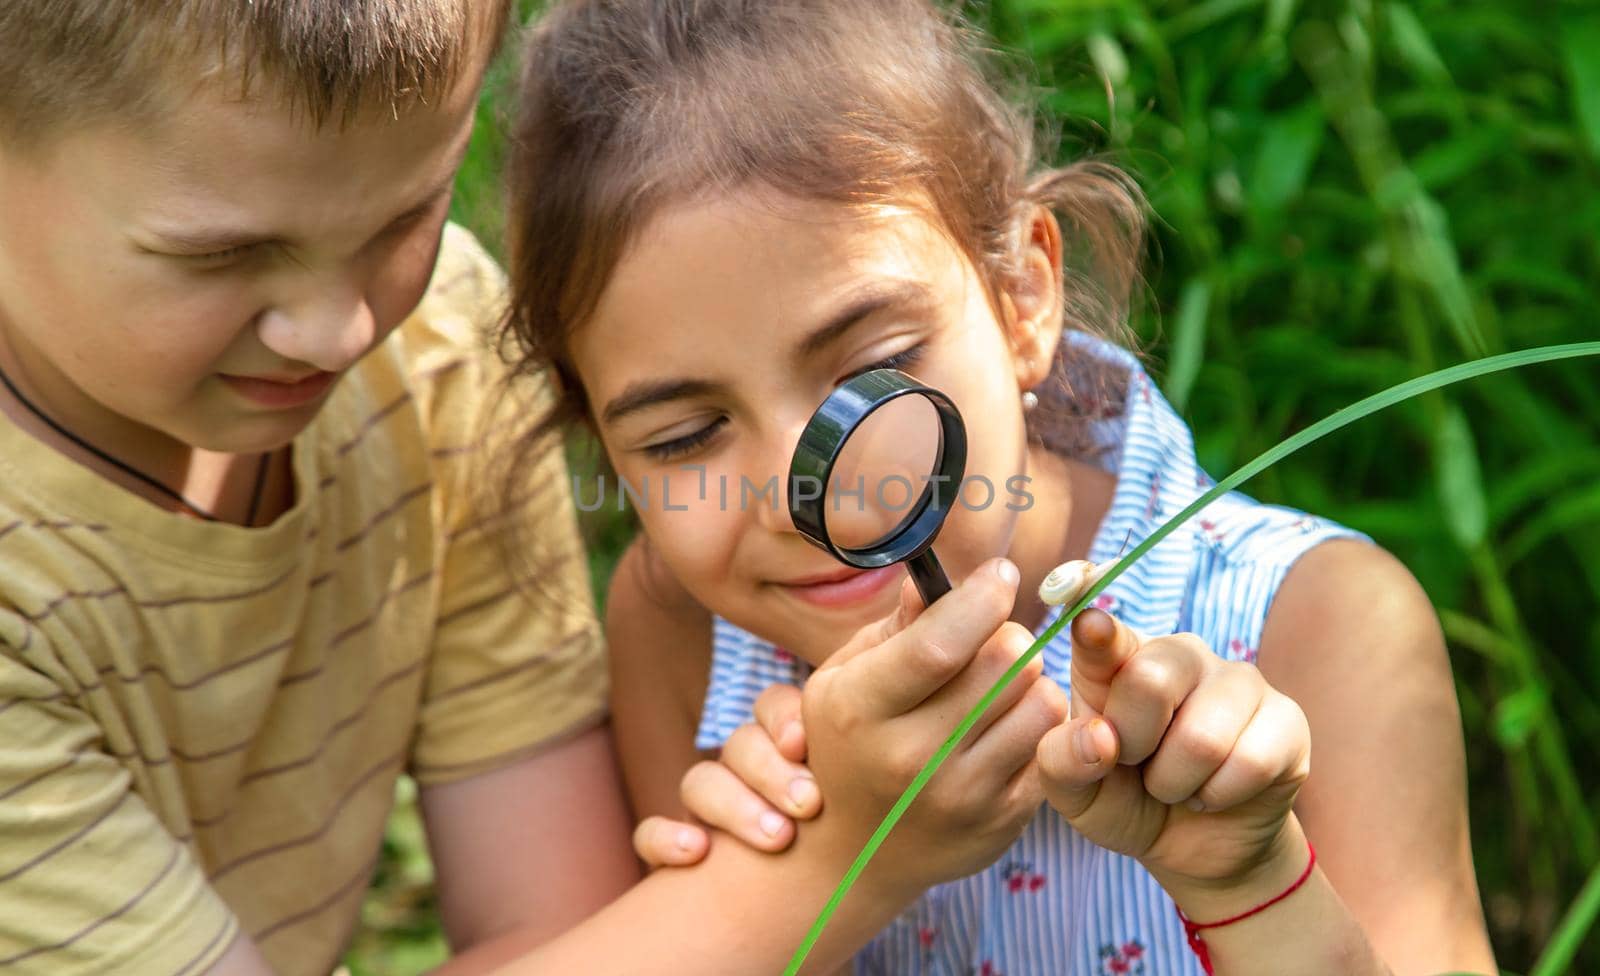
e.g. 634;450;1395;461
1530;857;1600;976
784;342;1600;975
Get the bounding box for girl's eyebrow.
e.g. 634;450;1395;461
600;279;932;426
794;279;934;360
601;378;725;426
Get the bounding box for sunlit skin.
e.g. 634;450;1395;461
573;190;1115;665
0;73;479;520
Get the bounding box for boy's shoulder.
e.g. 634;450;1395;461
353;222;536;449
393;222;509;371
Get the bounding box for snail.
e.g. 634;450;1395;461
1037;559;1108;607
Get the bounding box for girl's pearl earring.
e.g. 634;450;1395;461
1021;390;1039;412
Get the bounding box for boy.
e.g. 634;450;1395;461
0;3;1063;973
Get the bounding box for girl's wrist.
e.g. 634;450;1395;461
1151;814;1311;923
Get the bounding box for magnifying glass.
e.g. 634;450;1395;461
787;369;967;605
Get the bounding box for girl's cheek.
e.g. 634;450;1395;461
634;464;747;579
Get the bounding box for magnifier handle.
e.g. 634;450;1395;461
907;549;952;606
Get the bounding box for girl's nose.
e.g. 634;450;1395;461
750;417;811;535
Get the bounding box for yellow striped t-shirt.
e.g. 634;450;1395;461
0;224;607;976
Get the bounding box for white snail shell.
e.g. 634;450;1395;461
1038;559;1106;607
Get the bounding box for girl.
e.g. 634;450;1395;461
501;0;1497;972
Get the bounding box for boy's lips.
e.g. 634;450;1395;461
776;564;901;608
219;371;338;409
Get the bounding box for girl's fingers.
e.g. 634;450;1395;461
1036;715;1121;819
841;558;1020;719
632;816;709;869
957;672;1069;800
677;759;797;852
1039;717;1169;856
1190;689;1311;813
1067;608;1148;719
1138;660;1265;806
943;622;1045;748
721;720;822;819
752;683;807;762
1096;634;1214;764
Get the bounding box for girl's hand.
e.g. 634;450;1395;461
632;685;819;868
801;558;1070;896
1037;608;1311;903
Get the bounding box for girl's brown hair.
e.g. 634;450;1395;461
499;0;1146;531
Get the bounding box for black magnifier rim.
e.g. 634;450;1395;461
788;368;967;569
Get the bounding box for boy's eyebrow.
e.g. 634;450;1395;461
147;173;457;254
601;378;725;426
794;279;934;360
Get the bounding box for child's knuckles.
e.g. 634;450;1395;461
978;625;1032;672
1140;768;1198;808
754;684;803;729
885;737;933;787
722;725;783;784
997;765;1046;826
1216;658;1265;690
1170;631;1214;658
906;632;964;680
1225;741;1285;794
677;760;730;811
1115;652;1182;703
1031;674;1070;726
1175;720;1238;772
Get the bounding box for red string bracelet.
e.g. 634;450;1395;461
1176;840;1317;975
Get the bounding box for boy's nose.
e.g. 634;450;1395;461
257;280;378;374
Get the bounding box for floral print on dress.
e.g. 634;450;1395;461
999;859;1047;893
1099;939;1147;975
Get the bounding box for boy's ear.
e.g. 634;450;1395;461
1000;205;1065;392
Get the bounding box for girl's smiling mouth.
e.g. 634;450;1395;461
776;564;902;608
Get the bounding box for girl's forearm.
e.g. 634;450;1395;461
1157;816;1394;976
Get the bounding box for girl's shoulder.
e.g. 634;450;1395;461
604;534;707;656
1263;536;1439;663
605;538;712;705
606;538;715;817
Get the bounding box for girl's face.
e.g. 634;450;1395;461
573;190;1064;665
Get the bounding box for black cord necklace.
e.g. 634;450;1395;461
0;361;270;525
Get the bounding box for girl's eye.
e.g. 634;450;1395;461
843;342;926;383
641;416;729;461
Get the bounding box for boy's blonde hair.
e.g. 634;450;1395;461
0;0;511;144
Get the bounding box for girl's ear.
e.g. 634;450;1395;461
1000;205;1065;392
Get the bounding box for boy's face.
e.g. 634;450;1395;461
0;68;482;458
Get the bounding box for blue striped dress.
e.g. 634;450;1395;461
696;335;1365;975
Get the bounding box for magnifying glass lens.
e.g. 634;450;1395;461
788;369;967;606
825;395;941;551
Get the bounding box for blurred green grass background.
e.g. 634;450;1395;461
345;1;1600;973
